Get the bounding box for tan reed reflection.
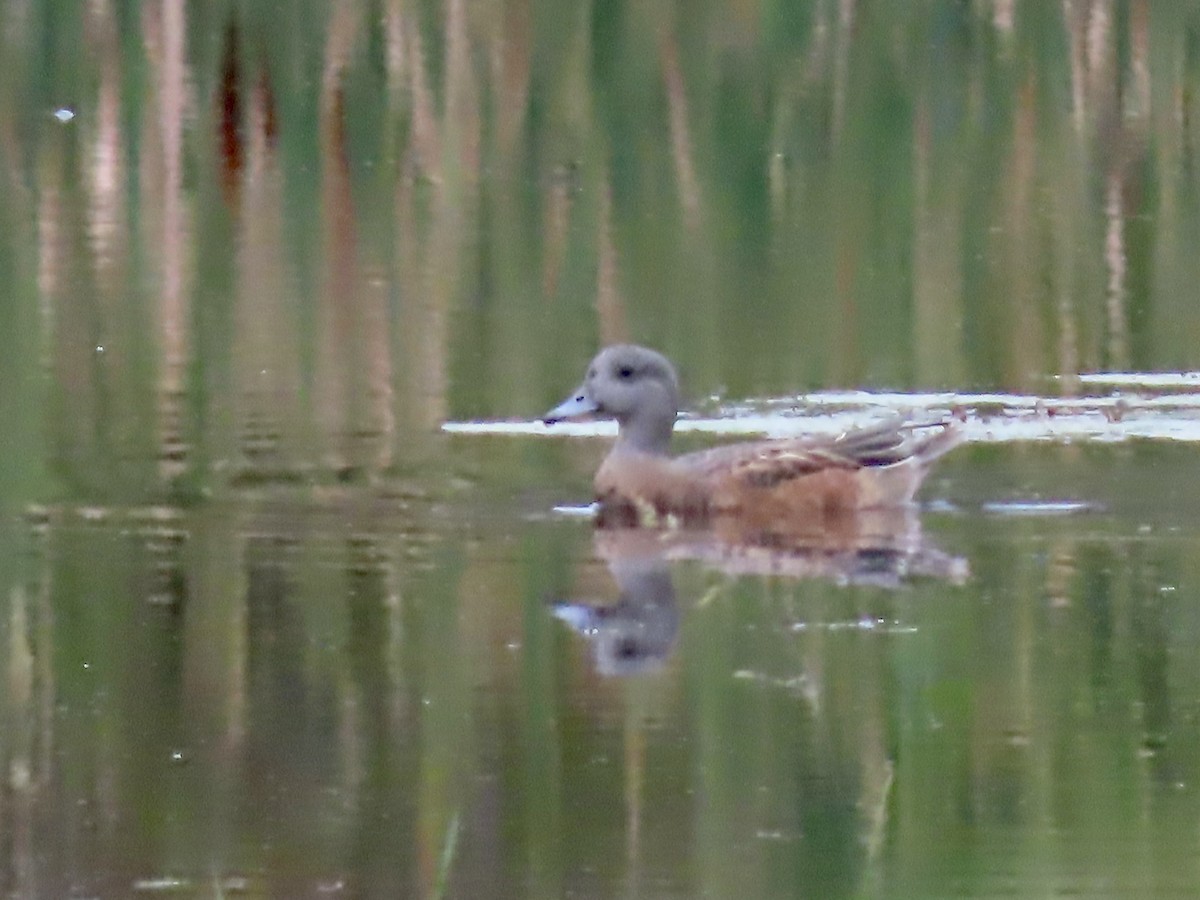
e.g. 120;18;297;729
35;149;64;374
1085;0;1117;120
992;0;1016;35
661;29;701;229
392;1;441;181
491;0;532;158
831;0;855;147
541;162;572;300
234;56;308;479
142;0;192;480
1129;0;1152;123
38;56;97;479
1103;168;1130;370
1065;0;1088;133
180;502;249;851
84;0;142;480
316;6;363;474
393;0;487;452
5;586;35;898
912;82;966;386
596;169;628;345
84;0;127;299
1002;75;1042;387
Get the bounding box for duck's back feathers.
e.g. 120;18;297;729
680;417;960;484
593;418;961;529
690;417;960;514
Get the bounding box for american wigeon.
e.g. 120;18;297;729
543;344;961;528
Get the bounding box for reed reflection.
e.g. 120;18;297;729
5;1;1200;896
4;457;1200;896
5;0;1198;508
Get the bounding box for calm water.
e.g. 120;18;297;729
5;1;1200;897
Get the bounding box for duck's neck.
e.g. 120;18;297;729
614;415;674;456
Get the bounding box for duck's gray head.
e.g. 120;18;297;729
543;345;680;454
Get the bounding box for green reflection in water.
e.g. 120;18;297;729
3;445;1200;895
2;0;1200;897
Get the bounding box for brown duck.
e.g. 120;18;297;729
543;344;961;529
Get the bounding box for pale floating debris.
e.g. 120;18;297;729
52;107;76;123
792;618;917;633
443;419;616;437
24;504;50;521
444;414;875;439
551;503;598;519
130;505;185;522
732;669;813;693
1075;372;1200;388
445;385;1200;444
981;500;1095;516
133;876;191;891
755;829;800;842
134;875;251;894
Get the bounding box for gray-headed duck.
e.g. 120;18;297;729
543;344;961;528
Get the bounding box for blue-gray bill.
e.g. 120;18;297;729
543;389;600;424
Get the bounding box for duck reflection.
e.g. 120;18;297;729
553;547;679;677
554;510;967;676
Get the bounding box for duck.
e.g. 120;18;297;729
542;344;961;529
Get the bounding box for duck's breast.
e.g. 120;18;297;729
595;451;712;525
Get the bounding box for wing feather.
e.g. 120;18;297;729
677;418;959;490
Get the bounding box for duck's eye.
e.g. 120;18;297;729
617;366;634;379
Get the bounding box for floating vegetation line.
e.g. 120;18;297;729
445;381;1200;446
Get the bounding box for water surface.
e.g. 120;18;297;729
4;1;1200;897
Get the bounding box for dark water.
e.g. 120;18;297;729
4;1;1200;897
